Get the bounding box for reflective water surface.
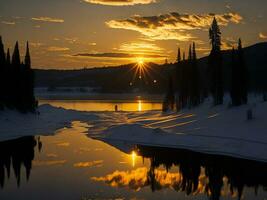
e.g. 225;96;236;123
39;100;162;112
1;121;267;200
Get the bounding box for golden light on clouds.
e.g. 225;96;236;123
106;12;243;41
259;32;267;39
83;0;156;6
31;17;64;23
73;160;103;167
47;46;70;52
1;21;16;25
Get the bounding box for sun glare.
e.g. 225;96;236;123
131;151;137;167
137;57;144;66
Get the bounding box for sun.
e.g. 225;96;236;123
138;59;144;65
137;57;144;66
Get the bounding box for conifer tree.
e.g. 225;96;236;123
191;42;200;106
162;76;175;111
0;36;6;108
24;41;36;111
208;17;223;105
6;48;10;65
237;38;247;104
5;48;11;107
231;39;248;106
177;47;181;63
230;47;239;105
11;41;21;108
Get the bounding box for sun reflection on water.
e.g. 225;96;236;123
138;100;142;112
131;151;137;167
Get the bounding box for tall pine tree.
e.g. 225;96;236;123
191;42;200;106
208;17;223;105
0;36;6;108
11;41;21;108
177;47;181;63
237;39;247;104
24;41;36;111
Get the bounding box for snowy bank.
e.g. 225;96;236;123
0;104;98;142
89;98;267;162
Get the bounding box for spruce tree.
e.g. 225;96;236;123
11;41;21;109
177;47;181;63
231;39;248;106
191;42;200;106
163;76;175;111
208;17;223;105
237;38;248;104
176;47;182;110
230;47;239;105
24;41;36;111
0;36;6;108
6;48;10;65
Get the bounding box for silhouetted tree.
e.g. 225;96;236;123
230;39;248;106
11;41;22;109
177;47;181;63
208;17;223;105
162;76;175;111
24;41;37;111
0;36;5;108
237;39;248;104
230;47;239;105
190;42;200;106
0;37;37;112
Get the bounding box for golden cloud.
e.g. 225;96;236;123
1;21;16;25
83;0;156;6
259;32;267;39
47;47;70;52
73;52;165;59
106;12;243;41
33;160;67;166
32;17;64;23
74;160;103;167
116;42;165;54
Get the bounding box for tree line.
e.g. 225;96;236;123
0;36;37;112
163;18;248;111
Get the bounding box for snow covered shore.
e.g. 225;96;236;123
89;97;267;162
0;96;267;162
0;104;98;142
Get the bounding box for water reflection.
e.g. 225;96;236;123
93;141;267;200
39;100;162;112
0;136;40;188
1;133;267;200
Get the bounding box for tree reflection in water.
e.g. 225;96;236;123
0;136;41;188
137;145;267;200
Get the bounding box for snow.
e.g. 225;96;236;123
0;104;98;142
89;96;267;162
0;95;267;162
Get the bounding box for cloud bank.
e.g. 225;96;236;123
32;17;64;23
106;12;243;41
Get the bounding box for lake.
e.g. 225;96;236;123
39;99;162;112
0;100;267;200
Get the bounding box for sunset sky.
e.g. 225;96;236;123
0;0;266;69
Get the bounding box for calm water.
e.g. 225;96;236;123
39;100;162;112
1;101;267;200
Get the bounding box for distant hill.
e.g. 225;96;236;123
35;42;267;93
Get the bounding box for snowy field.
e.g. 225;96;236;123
0;95;267;162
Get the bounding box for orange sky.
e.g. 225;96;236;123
0;0;266;69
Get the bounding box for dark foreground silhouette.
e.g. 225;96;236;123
0;136;41;188
137;145;267;200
